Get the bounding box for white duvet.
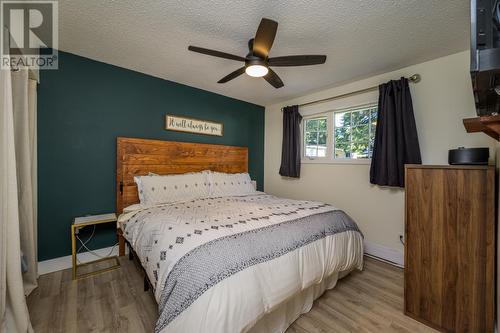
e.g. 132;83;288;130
119;193;364;333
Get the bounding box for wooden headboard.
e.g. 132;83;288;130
116;137;248;214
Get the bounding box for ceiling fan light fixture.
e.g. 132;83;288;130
245;64;268;77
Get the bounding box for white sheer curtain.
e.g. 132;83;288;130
0;58;37;332
12;70;38;295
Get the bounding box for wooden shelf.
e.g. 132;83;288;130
463;114;500;141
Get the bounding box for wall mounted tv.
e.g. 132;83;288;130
470;0;500;116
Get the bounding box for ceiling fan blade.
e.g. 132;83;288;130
218;67;246;83
268;55;327;67
253;18;278;58
263;68;284;88
188;46;245;62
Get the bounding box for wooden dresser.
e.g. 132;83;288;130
404;165;495;333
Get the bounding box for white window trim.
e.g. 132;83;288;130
301;112;330;162
301;102;377;165
301;157;372;165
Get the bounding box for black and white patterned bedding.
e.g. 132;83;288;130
120;193;363;333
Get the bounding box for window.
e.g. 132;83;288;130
302;104;378;162
304;117;327;158
333;106;378;159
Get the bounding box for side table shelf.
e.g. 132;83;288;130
71;213;120;280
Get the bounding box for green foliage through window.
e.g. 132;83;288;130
334;107;377;159
304;117;327;157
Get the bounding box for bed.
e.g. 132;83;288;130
115;137;364;333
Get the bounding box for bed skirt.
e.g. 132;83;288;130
247;269;352;333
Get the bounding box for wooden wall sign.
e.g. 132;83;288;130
165;115;223;136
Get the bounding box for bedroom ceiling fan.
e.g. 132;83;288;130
188;18;327;89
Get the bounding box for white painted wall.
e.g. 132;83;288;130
264;51;496;260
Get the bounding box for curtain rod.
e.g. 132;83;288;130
282;74;421;110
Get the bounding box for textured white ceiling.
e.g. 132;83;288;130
58;0;469;106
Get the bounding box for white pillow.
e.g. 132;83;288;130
134;171;210;205
208;171;257;197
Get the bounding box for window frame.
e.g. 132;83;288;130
301;103;377;165
302;113;330;161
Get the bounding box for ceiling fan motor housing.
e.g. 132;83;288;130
245;56;267;68
246;38;267;67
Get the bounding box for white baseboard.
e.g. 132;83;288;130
38;245;128;276
364;240;404;267
39;241;401;275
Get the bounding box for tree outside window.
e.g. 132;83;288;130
304;117;327;158
334;107;377;159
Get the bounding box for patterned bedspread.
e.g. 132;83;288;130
120;193;363;333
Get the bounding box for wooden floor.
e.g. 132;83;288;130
28;256;437;333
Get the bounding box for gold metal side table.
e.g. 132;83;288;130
71;213;120;280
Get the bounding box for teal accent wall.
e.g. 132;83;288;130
38;51;265;261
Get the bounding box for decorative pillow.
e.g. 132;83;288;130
208;171;257;197
134;171;210;205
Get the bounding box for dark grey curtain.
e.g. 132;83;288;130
370;78;421;187
279;105;302;178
